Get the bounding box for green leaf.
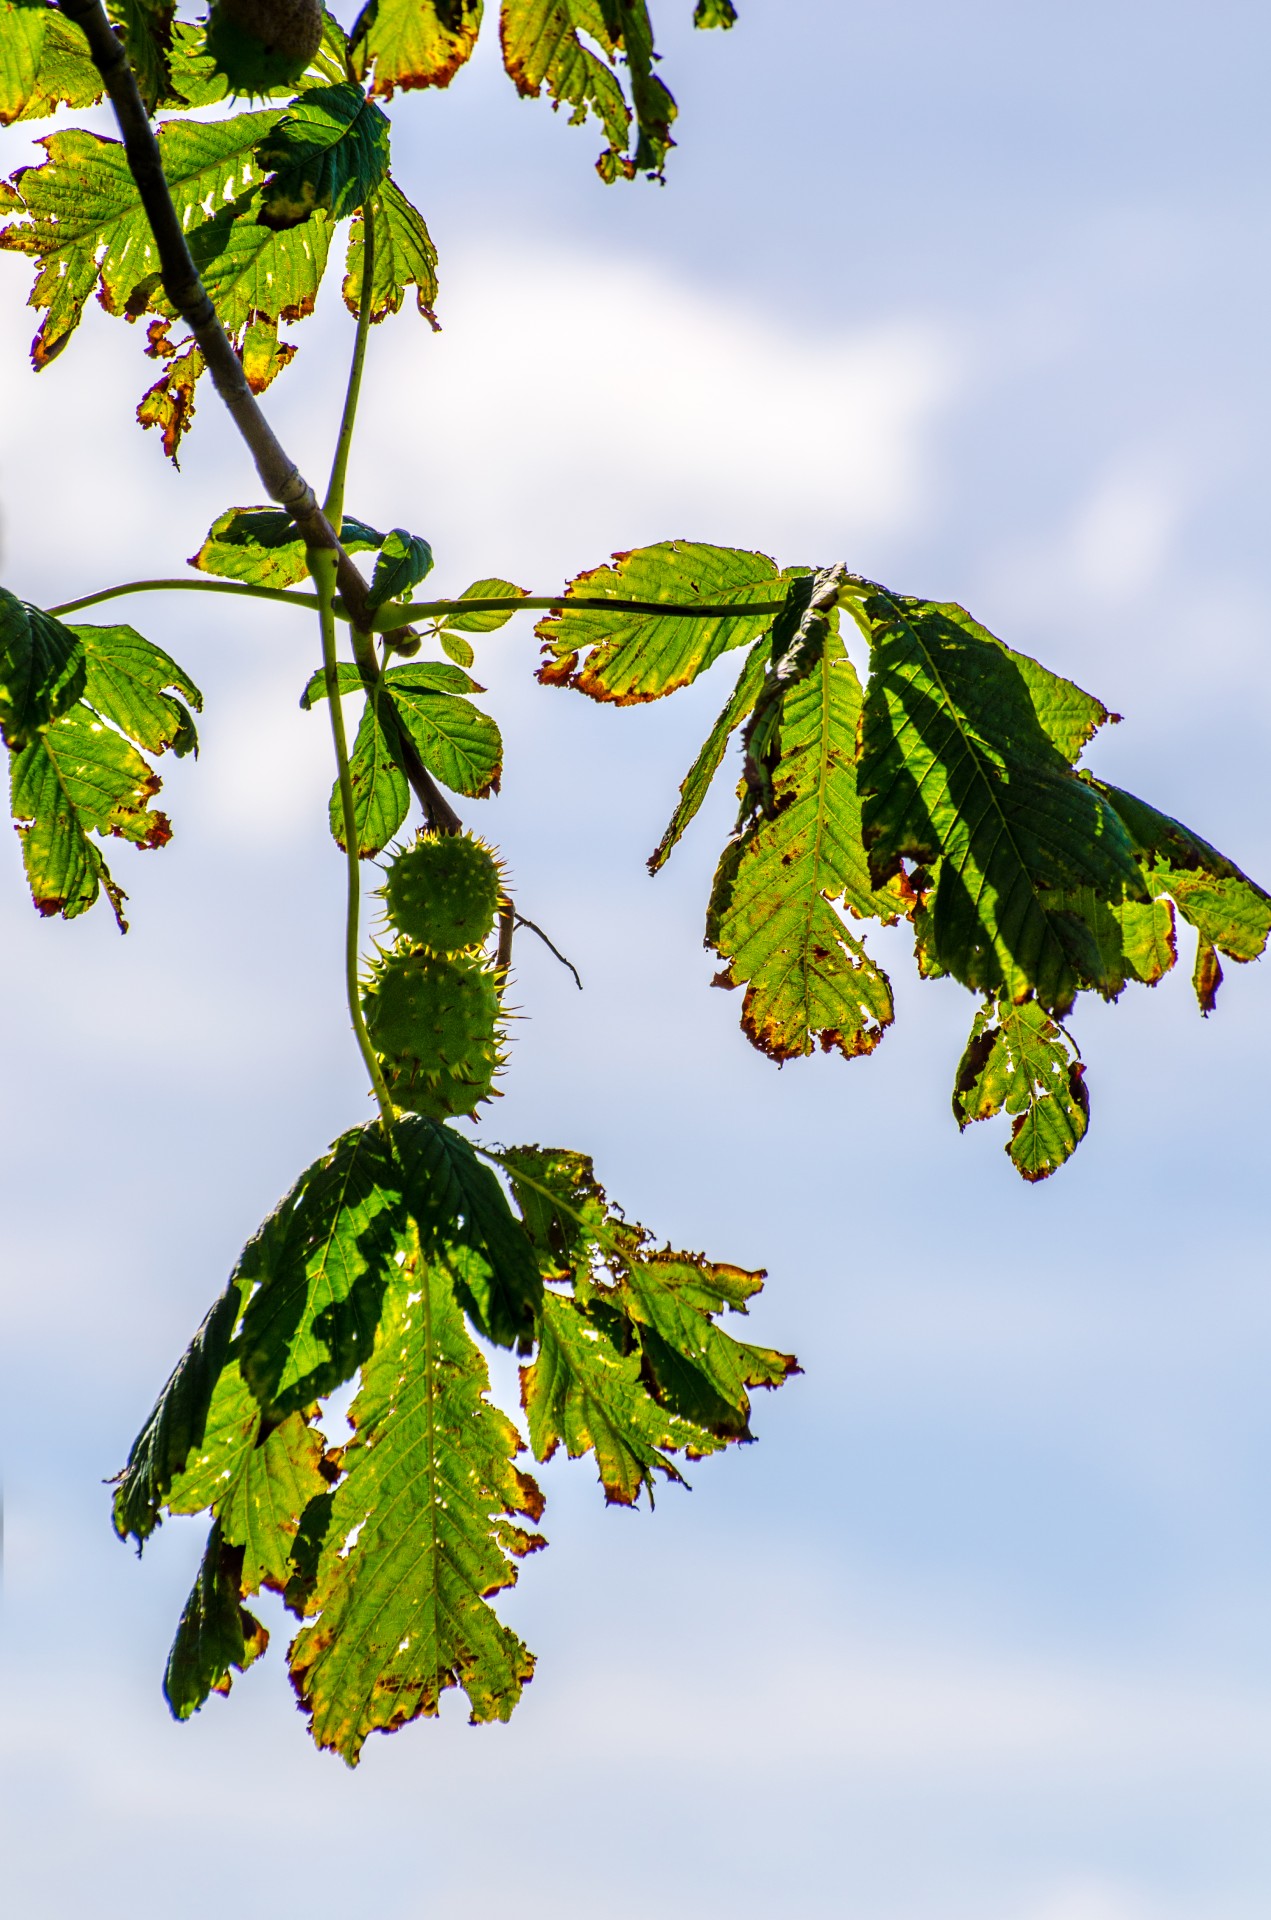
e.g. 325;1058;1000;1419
648;635;766;875
707;630;899;1062
113;1283;246;1545
0;1;54;127
500;0;675;181
9;702;172;929
368;527;435;610
351;0;484;97
953;997;1089;1182
342;176;438;324
438;629;474;668
694;0;737;24
190;506;383;589
73;624;202;758
301;659;476;709
189;202;333;337
255;81;391;229
288;1252;545;1763
107;0;176;114
0;588;86;749
331;694;410;855
848;580;1145;1013
1093;779;1271;966
219;1412;333;1595
6;9;103;122
164;1523;268;1721
383;670;503;797
537;541;787;703
442;578;529;633
397;1116;543;1349
0;110;280;366
503;1145;797;1500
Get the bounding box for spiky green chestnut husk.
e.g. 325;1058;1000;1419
206;0;322;94
362;948;504;1120
382;831;503;957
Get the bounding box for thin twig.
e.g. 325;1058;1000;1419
514;914;583;990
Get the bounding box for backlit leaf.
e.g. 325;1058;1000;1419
694;0;736;24
848;580;1144;1013
342;176;438;323
256;81;391;229
1094;779;1271;967
537;541;786;703
351;0;484;96
953;997;1089;1182
0;1;54;127
368;527;434;610
500;0;674;180
383;669;503;797
330;693;410;855
288;1250;544;1763
707;630;899;1062
73;623;202;758
442;578;528;633
164;1523;268;1720
107;0;176;114
190;505;383;589
647;637;767;874
136;338;204;463
0;589;86;749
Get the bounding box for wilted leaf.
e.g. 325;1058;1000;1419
1094;779;1271;967
500;0;674;180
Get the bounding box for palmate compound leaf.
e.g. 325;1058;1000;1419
501;1146;798;1505
351;0;485;98
114;1116;544;1737
288;1246;545;1762
537;540;790;703
254;80;391;230
342;177;439;325
190;505;384;589
953;998;1089;1182
500;0;675;181
4;612;201;929
847;580;1146;1015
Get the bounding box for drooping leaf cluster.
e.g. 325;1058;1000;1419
0;587;200;927
537;544;1271;1178
114;1118;792;1761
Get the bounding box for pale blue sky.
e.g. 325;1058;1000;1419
3;6;1271;1916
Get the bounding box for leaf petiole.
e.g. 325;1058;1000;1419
48;578;323;618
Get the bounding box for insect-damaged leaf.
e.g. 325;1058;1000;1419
707;629;899;1062
255;81;391;230
848;581;1144;1014
342;177;438;324
351;0;484;97
0;110;280;366
367;527;434;610
500;0;675;180
289;1250;545;1764
1093;779;1271;970
0;588;85;748
537;541;787;703
953;997;1089;1182
0;0;103;126
503;1146;797;1505
7;615;201;930
190;505;384;589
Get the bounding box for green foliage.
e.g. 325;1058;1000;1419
5;0;1267;1773
367;527;435;610
3;601;200;930
255;81;391;229
953;998;1089;1181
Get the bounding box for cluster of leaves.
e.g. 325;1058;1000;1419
537;544;1271;1179
114;1120;793;1762
0;0;734;460
0;586;199;926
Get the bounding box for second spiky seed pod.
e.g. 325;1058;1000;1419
362;946;504;1120
382;831;504;956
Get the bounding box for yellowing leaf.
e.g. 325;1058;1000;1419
342;177;439;324
351;0;485;97
953;998;1089;1182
